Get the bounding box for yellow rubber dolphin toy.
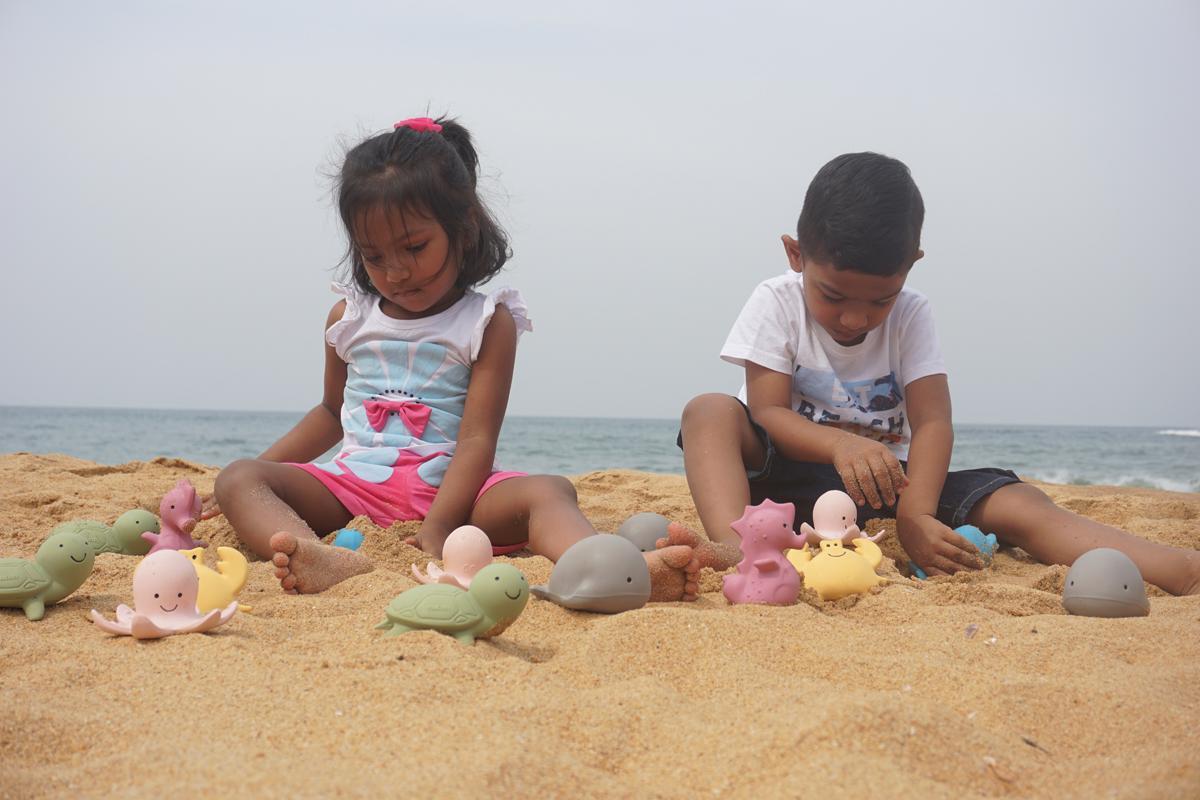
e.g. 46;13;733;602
181;546;252;613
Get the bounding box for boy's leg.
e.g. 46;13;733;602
213;459;371;593
666;394;768;570
967;482;1200;596
469;475;701;601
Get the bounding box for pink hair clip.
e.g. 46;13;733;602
394;117;443;133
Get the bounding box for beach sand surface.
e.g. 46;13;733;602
1;453;1198;799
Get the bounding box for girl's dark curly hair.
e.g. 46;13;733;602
337;116;510;294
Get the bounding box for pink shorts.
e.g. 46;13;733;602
293;452;527;554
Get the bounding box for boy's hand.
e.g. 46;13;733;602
199;493;222;520
897;514;983;576
830;436;908;508
404;521;452;559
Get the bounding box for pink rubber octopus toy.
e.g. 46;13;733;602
90;550;237;639
411;525;492;589
722;499;808;605
800;489;886;544
142;479;206;554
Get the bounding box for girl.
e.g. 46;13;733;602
208;116;700;599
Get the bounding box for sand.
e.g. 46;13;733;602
1;452;1197;799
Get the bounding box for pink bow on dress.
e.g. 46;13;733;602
363;399;432;436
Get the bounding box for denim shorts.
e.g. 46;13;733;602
677;398;1020;529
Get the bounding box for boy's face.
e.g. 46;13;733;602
782;236;919;347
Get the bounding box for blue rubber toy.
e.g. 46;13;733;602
332;528;363;551
909;524;998;580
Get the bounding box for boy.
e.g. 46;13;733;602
671;152;1199;594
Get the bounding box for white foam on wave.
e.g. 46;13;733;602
1025;469;1198;493
1157;429;1200;438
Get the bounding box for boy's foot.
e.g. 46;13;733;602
270;531;373;594
644;545;701;602
657;523;742;572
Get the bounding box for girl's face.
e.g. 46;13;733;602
354;205;463;319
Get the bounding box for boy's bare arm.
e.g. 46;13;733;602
896;374;982;575
745;363;907;507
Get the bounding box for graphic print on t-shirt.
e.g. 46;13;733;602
793;367;906;444
319;339;471;487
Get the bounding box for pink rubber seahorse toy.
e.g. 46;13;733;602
142;479;206;554
722;499;808;605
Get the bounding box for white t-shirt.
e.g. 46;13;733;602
720;271;945;459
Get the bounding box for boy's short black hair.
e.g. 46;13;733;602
797;152;924;276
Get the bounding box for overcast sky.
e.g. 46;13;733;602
2;0;1197;426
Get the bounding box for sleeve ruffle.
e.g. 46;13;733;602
470;287;532;362
325;281;368;357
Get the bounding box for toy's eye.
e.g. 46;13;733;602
1069;580;1074;586
494;576;500;581
178;592;183;598
154;593;160;598
170;505;175;510
1123;584;1128;590
627;577;633;583
59;543;63;548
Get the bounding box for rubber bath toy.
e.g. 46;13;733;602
0;531;96;620
616;512;671;552
1062;548;1149;618
411;525;492;589
376;563;528;644
332;528;363;551
142;479;205;554
722;499;808;605
788;538;886;601
908;524;998;579
54;509;159;556
800;489;885;544
531;534;650;613
182;546;253;613
91;550;237;639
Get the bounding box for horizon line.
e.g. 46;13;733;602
0;403;1196;431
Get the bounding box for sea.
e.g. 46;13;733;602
0;406;1197;494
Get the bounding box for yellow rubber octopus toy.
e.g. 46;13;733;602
787;490;887;601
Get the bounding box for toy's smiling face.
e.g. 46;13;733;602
38;531;95;576
132;551;200;618
819;540;847;558
470;564;529;619
811;490;858;537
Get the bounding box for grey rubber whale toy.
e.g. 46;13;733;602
1062;547;1149;618
616;512;671;553
531;534;650;613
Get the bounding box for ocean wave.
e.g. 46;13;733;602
1157;429;1200;438
1025;469;1198;493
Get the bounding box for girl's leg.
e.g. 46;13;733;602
213;459;371;593
469;475;701;601
968;482;1200;596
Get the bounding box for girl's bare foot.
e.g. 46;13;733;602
270;531;373;594
658;522;742;571
644;545;701;602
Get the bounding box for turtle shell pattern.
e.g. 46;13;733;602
385;584;485;632
0;560;50;599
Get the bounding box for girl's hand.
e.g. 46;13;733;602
199;493;222;520
897;514;983;577
830;436;908;508
404;521;453;559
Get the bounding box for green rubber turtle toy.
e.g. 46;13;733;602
375;563;529;644
0;531;97;620
53;510;159;556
